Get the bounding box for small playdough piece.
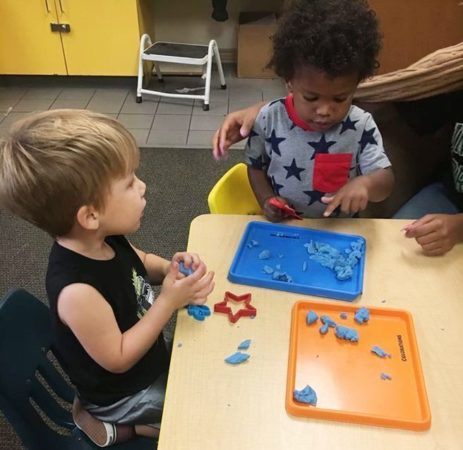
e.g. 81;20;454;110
187;304;211;321
272;271;292;282
334;325;359;342
258;249;271;260
380;372;392;380
320;315;336;328
262;265;274;274
354;307;370;324
225;351;250;365
319;323;329;335
237;339;251;350
306;311;318;325
293;385;317;406
339;312;348;319
371;345;391;358
302;261;308;272
246;239;259;248
179;262;193;276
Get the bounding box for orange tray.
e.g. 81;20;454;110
286;300;431;431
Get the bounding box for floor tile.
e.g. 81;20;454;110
128;128;150;147
50;98;90;110
58;88;95;100
152;114;190;131
121;95;158;115
0;87;27;100
0;98;20;112
118;113;154;129
187;130;215;147
189;115;225;131
228;88;263;103
192;101;228;116
13;98;55;112
156;99;194;115
146;129;188;146
21;87;61;99
86;98;125;114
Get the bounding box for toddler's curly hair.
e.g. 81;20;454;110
270;0;382;81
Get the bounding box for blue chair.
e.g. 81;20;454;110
0;288;153;450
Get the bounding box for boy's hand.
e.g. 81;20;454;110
403;214;463;256
263;196;288;222
212;103;263;161
322;177;369;217
160;260;215;310
170;252;201;278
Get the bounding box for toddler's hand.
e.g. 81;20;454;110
322;178;369;217
159;260;215;310
170;252;201;278
404;214;463;256
263;196;288;222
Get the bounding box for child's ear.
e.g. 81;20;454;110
286;80;293;93
76;205;100;231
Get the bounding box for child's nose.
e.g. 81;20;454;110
316;104;331;117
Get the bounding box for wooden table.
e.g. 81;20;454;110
157;215;463;450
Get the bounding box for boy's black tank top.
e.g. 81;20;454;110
46;235;169;406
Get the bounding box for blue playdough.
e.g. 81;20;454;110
340;312;348;319
319;323;329;335
272;271;292;282
293;385;317;406
302;261;308;272
225;351;250;365
186;304;211;321
354;307;370;324
179;262;194;276
262;265;274;274
380;372;392;380
237;339;251;350
303;238;364;281
320;315;336;328
258;249;271;260
246;239;259;248
371;345;391;358
306;311;318;325
335;325;359;342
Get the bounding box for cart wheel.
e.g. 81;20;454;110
221;84;227;90
203;104;210;111
136;96;142;104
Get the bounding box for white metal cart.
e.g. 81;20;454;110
137;35;226;111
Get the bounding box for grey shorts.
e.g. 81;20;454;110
81;372;167;425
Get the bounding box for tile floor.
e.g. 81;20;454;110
0;65;286;149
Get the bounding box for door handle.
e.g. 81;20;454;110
50;23;71;33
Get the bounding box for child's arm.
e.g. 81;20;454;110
404;213;463;256
322;167;394;217
57;261;214;374
248;166;286;222
212;102;265;161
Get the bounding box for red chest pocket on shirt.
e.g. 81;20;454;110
313;153;352;193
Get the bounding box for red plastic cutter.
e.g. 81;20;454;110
268;197;302;220
214;291;257;323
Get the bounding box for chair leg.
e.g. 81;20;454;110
212;40;227;89
204;41;214;110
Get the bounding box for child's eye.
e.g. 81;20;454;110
334;97;348;103
303;96;318;102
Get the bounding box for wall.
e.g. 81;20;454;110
152;0;284;60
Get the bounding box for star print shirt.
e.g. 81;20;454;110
244;95;391;217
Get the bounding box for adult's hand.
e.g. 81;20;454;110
404;213;463;256
212;102;264;160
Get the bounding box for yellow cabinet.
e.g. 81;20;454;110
0;0;154;75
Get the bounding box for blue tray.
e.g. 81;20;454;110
228;222;366;301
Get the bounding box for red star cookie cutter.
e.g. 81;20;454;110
214;291;257;323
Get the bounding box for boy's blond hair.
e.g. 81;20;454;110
0;109;139;237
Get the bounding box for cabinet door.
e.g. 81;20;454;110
0;0;67;74
57;0;141;75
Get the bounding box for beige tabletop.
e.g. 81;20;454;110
157;214;463;450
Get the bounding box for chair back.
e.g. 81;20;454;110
208;163;261;214
0;288;155;450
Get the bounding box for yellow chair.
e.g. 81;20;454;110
208;163;261;214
